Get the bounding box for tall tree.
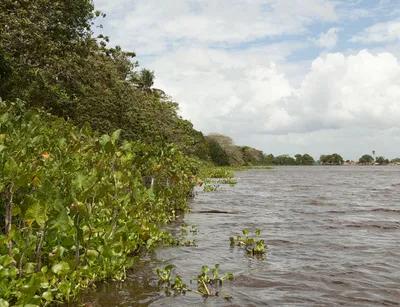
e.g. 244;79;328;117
130;68;165;97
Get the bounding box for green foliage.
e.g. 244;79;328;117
200;167;235;179
375;156;389;165
295;154;315;165
240;146;264;165
205;134;244;166
0;0;209;161
156;264;234;300
319;153;344;165
0;101;200;305
273;154;297;165
359;154;374;164
207;139;230;166
230;229;268;257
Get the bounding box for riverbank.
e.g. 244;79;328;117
0;103;200;306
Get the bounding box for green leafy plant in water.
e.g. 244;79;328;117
203;180;220;192
157;264;174;282
167;223;198;247
230;229;268;257
156;264;234;300
189;225;200;234
191;264;234;299
217;178;237;186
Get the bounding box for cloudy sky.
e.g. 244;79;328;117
93;0;400;160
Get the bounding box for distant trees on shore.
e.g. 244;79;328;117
319;153;344;165
205;134;400;167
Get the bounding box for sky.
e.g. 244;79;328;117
93;0;400;161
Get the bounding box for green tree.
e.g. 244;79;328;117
207;139;230;166
206;134;244;166
359;154;374;164
375;156;389;165
241;146;264;165
320;153;344;165
130;68;165;97
263;154;275;165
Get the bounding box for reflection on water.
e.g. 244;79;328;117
82;166;400;306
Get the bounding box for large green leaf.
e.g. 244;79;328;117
51;261;70;275
0;255;16;267
111;129;121;144
74;172;86;189
25;202;46;227
4;156;18;178
81;122;92;136
50;209;72;231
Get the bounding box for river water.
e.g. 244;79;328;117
83;166;400;306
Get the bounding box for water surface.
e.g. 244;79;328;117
83;166;400;306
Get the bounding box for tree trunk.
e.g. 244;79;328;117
5;184;14;256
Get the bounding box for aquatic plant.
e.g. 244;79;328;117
156;264;234;300
230;229;268;256
217;178;237;186
0;101;201;305
192;264;234;298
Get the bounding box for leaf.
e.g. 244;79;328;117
50;209;71;232
81;122;92;136
111;129;121;144
201;265;209;274
4;157;18;178
23;262;36;274
42;291;53;302
104;141;115;153
31;175;41;187
25;202;46;227
74;172;86;189
41;151;50;160
0;299;9;307
0;255;16;267
255;230;261;237
99;134;111;147
86;249;99;258
51;261;70;275
242;229;249;236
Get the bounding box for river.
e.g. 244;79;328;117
82;166;400;306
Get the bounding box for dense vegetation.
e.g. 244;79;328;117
319;154;344;165
0;1;205;305
0;101;201;305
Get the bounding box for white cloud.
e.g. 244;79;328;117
151;49;400;143
93;0;337;54
312;27;341;49
351;20;400;43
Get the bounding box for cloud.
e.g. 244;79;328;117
150;49;400;139
312;27;341;49
255;50;400;134
351;20;400;43
93;0;337;55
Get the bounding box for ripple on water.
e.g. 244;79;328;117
81;166;400;306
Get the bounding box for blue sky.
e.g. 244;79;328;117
93;0;400;160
